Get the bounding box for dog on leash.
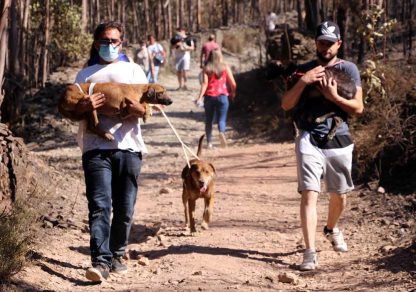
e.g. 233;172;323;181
287;66;357;140
58;83;172;141
181;135;216;234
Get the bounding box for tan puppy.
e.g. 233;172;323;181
58;83;172;140
181;135;216;234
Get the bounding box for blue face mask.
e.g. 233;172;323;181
98;44;119;62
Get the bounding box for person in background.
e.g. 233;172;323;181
195;48;236;149
134;39;151;78
63;21;148;283
147;34;166;83
265;11;278;37
200;33;220;68
173;27;194;90
281;21;364;271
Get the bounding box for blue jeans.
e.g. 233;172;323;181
82;149;142;268
147;65;160;83
204;94;229;143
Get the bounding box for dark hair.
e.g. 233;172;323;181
88;21;125;65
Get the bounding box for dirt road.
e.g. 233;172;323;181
12;57;415;291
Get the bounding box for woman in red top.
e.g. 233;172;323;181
195;49;236;148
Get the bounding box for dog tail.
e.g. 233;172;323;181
197;134;205;158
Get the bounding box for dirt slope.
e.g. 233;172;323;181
9;56;415;291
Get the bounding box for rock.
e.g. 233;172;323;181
377;186;386;194
278;272;299;284
193;271;203;276
380;245;396;253
138;256;150;266
159;187;172;194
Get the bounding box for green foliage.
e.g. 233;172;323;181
0;200;36;282
358;3;396;102
30;0;91;66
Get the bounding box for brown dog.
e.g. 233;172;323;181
58;82;172;141
181;135;216;234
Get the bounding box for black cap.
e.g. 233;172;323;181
316;21;341;42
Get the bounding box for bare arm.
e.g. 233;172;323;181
225;65;237;100
319;76;364;115
281;65;326;111
196;70;209;104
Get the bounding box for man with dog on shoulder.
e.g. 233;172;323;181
70;21;148;283
281;21;364;271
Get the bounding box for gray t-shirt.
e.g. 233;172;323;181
294;59;361;138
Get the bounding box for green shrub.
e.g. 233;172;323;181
0;200;36;282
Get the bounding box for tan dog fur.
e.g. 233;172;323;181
58;82;172;141
181;135;216;234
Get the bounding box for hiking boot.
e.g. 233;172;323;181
219;132;227;148
111;257;128;273
86;263;110;283
324;226;348;252
299;249;318;271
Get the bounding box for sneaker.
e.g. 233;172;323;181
219;132;227;148
207;143;213;149
299;249;318;271
111;257;128;273
86;263;110;283
324;226;348;252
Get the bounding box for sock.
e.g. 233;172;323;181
304;248;316;254
324;226;333;234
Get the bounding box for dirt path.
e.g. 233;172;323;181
12;58;415;291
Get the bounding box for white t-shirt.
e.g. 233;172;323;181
147;43;164;64
74;61;148;154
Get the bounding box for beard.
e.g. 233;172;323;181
316;51;336;63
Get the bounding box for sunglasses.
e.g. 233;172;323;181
97;38;122;47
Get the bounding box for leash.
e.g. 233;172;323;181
155;106;200;168
75;83;199;168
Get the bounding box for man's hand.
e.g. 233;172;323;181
300;65;326;85
318;75;340;103
125;96;146;118
75;92;105;114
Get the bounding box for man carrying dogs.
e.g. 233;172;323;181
67;21;148;282
281;21;364;271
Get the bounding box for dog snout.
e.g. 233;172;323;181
158;95;173;105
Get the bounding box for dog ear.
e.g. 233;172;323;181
181;165;190;179
147;87;156;100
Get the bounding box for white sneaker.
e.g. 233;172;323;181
324;226;348;252
219;132;227;148
299;250;318;271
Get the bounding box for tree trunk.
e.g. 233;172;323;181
297;0;302;30
179;0;184;29
0;0;11;113
304;0;318;33
81;0;88;33
41;0;50;87
144;0;150;36
167;0;172;37
187;0;192;32
8;0;17;76
336;5;347;58
196;0;201;31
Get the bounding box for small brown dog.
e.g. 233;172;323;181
181;135;216;234
58;82;172;141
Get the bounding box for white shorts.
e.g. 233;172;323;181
175;56;190;71
295;131;354;194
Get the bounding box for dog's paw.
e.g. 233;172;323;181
201;222;209;230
